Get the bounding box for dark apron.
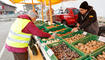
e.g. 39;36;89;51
81;9;99;35
84;21;99;35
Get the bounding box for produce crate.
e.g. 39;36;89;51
44;23;59;27
72;35;105;55
47;40;85;60
34;20;45;25
36;37;58;60
91;47;105;60
57;28;72;34
77;55;92;60
35;22;50;32
54;22;62;25
40;38;61;45
59;30;92;45
48;25;66;31
62;30;91;39
56;28;72;38
36;25;49;32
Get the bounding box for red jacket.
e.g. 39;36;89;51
6;14;51;53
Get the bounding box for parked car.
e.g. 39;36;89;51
54;8;79;26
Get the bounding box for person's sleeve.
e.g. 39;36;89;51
80;10;97;29
22;22;51;38
77;13;81;24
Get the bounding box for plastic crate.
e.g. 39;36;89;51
47;40;85;60
44;23;60;27
62;30;91;39
60;30;91;44
90;47;105;60
72;35;105;55
57;28;72;34
49;25;66;31
34;20;44;25
54;22;62;25
77;55;92;60
36;37;58;60
40;38;61;45
35;23;50;32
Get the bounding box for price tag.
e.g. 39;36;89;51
49;31;53;34
48;22;51;25
53;23;55;24
41;43;45;48
74;30;78;32
83;32;87;35
98;36;105;42
47;49;54;57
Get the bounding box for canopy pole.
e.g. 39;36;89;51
41;0;44;22
49;0;53;25
16;2;40;5
32;0;35;12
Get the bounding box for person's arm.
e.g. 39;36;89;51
80;10;97;29
22;22;51;38
77;13;81;24
72;13;81;32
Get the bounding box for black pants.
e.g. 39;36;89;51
13;52;28;60
29;36;38;55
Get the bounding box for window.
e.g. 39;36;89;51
64;9;69;14
73;9;79;15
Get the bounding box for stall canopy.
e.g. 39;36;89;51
9;0;75;5
37;0;76;6
37;0;62;6
9;0;76;24
9;0;24;3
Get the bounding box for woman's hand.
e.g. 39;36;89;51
72;23;80;32
72;27;78;32
49;32;56;39
49;35;55;40
77;23;80;27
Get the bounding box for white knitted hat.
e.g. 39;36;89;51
27;10;38;19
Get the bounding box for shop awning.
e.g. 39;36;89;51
9;0;24;3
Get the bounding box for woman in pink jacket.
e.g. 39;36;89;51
5;10;53;60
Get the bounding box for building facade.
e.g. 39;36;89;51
0;1;16;15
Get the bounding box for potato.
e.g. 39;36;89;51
96;51;105;60
64;34;85;44
75;40;105;54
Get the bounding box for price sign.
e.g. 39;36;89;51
99;36;105;42
47;49;54;57
0;6;2;9
41;43;45;48
74;30;78;32
83;32;87;35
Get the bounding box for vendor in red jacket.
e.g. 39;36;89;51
5;10;53;60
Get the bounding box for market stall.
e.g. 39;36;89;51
35;22;105;60
9;0;105;60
